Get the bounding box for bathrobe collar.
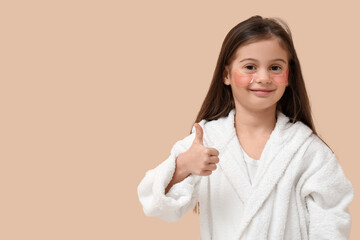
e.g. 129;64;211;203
192;108;314;237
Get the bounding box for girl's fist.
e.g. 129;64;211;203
177;123;220;177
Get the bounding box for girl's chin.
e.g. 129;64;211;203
235;101;278;112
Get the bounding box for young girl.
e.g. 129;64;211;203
137;15;354;239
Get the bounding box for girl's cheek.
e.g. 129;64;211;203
271;68;289;86
233;71;252;87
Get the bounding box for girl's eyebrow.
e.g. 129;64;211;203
239;58;287;63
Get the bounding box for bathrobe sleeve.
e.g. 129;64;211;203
137;132;201;222
301;151;354;240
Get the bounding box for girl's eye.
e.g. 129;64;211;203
270;65;282;71
245;65;256;71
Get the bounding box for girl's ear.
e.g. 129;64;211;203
223;66;230;85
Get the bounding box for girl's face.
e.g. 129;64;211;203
224;37;289;113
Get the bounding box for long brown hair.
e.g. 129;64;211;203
190;15;333;214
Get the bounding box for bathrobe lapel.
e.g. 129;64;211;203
218;135;252;204
204;108;313;238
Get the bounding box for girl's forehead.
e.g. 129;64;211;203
233;37;289;61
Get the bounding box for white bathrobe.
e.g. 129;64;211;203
137;108;354;240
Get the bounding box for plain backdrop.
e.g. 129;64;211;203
1;0;359;239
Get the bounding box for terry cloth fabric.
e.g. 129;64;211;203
137;108;354;240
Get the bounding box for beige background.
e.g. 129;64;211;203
1;0;359;239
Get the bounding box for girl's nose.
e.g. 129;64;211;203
255;70;271;84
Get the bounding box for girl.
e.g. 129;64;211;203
137;15;354;239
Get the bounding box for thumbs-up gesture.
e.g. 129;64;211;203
177;123;220;177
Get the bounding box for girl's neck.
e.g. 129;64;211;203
234;106;277;136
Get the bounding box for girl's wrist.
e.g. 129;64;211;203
175;153;191;179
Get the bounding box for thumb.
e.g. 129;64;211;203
193;123;204;145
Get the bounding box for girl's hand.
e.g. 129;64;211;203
177;123;220;177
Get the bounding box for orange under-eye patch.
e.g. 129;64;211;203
270;67;289;86
233;68;289;86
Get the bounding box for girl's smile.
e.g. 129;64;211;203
250;89;274;96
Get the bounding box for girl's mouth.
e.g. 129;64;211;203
250;89;274;96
